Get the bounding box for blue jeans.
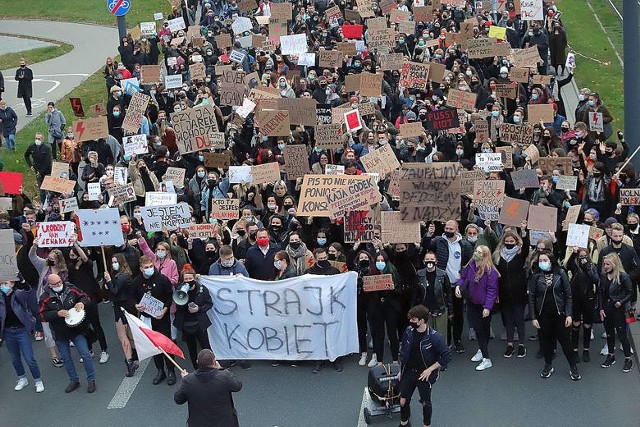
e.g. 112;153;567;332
56;334;95;382
4;133;15;150
4;327;41;380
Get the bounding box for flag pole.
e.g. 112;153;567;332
158;347;187;375
100;245;108;272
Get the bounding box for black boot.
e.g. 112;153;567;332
167;368;176;386
125;358;138;377
152;369;166;385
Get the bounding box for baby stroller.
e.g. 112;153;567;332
362;363;401;424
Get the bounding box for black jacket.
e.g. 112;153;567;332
421;234;473;282
244;243;281;280
131;269;174;334
495;250;529;306
566;254;600;302
38;284;91;340
599;271;633;311
24;143;52;175
174;367;242;427
528;270;572;319
415;268;452;315
174;282;213;331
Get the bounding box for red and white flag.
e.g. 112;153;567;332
123;310;185;361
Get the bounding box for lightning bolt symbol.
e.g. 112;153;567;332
76;121;85;140
593;113;599;123
504;201;520;220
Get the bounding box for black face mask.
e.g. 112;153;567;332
612;238;623;245
237;229;246;236
249;231;258;240
284;204;293;209
328;253;336;261
206;250;216;258
46;259;55;266
289;241;301;249
207;179;217;186
318;260;330;268
583;221;593;226
425;261;435;270
593;172;602;178
270;225;281;231
504;243;516;250
444;231;455;238
359;260;370;268
579;257;588;265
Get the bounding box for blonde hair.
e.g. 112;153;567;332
50;249;68;271
493;231;523;264
470;245;498;280
602;253;625;284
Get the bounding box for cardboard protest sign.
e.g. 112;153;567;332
425;109;460;131
69;97;84;117
277;98;317;127
139;293;164;318
566;223;591;248
527;205;558;231
363;274;395;292
188;223;216;240
171;105;220;154
215;34;232;49
367;29;395;52
204;152;231;170
528;104;555;124
318;49;343;69
259;110;290;136
589;112;604;132
41;176;76;195
498;197;530;226
399;62;430;90
397;20;416;35
356;0;375;17
360;144;401;176
495;83;517;99
344;211;375;243
325;165;345;175
72;116;108;142
163;167;187;188
446;89;477;111
524;144;540;165
467;38;495;58
228;166;253;183
510;168;540;189
590;226;605;241
123;134;148;156
521;0;544;20
475;153;503;172
107;184;136;205
460;169;485;195
316;104;332;124
538;157;573;175
60;197;78;214
379;53;404;71
509;67;529;83
379;0;398;13
251;162;281;184
359;72;383;97
0;230;18;280
500;123;533;145
75;208;124;247
298;175;378;217
619;188;640;205
474;120;489;143
413;6;433;22
508;46;542;68
315;123;343;149
140;203;192;232
144;192;177;206
283;144;310;179
398;162;463;222
496;146;514;169
380;211;421;243
358;102;376;117
190;62;206;81
561;205;581;231
397;122;424;139
122;92;150;134
389;9;410;22
140;65;161;84
36;221;74;247
51;161;70;179
210;199;240;220
473;180;505;220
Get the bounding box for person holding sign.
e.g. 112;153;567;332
455;246;499;372
132;255;176;385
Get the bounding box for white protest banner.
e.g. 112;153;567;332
60;197;79;214
200;272;358;361
87;183;101;201
139;293;164;318
121;77;140;95
297;52;316;66
325;164;345;175
36;221;74;247
144;192;177;206
620;188;640;205
231;16;252;34
140;22;156;36
165;74;183;89
123;134;149;156
236;98;256;119
107;184;136;206
153;12;163;20
520;0;544;20
140;203;192;232
473;180;505;220
280;34;308;55
75;208;124;247
168;16;186;32
0;229;18;281
475;153;503;172
188;223;216;240
114;166;128;186
566;223;591;248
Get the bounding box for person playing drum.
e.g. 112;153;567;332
38;274;97;394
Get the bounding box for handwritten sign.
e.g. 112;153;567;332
122;92;150;133
474;180;505;220
315;123;343;149
140;202;192;232
475;153;503;172
620;188;640;205
380;211;420;244
144;192;177;206
188;223;215;240
446;89;477;111
527;205;558;232
251;162;281;184
363;274;395;292
283;145;309;179
589;112;604;132
500;123;533;145
399;61;430;90
521;0;544;20
566;223;591;248
344;211;375;243
360;144;400;176
72;116;108;142
60;197;79;214
41;176;76;195
496;146;514;169
555;175;578;191
510;168;540;189
210;199;240;220
123;134;148;156
425;109;460;131
460;169;485;195
163;167;186;188
36;221;74;247
140;293;164;318
0;230;18;281
298;175;378;217
171;105;220;154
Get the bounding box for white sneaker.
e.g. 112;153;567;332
590;330;595;340
367;355;378;368
14;378;28;391
99;351;110;364
471;349;483;362
358;353;367;366
475;358;493;371
601;331;607;339
35;381;45;393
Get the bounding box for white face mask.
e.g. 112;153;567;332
51;285;63;293
467;235;478;243
112;262;120;271
456;148;464;156
35;140;42;146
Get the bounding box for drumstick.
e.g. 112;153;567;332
158;347;187;375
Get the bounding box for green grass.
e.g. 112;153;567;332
0;41;73;69
562;0;624;131
0;0;169;26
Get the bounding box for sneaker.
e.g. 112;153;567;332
102;299;111;304
34;332;44;341
99;351;110;364
312;361;324;374
52;357;63;367
471;349;483;362
582;350;590;363
26;112;33;117
569;366;581;381
517;345;527;358
367;355;378;368
454;342;466;354
35;381;45;393
528;334;538;341
468;328;476;341
623;358;633;373
271;361;281;367
475;358;492;371
239;360;251;370
358;353;367;366
503;345;514;358
601;354;616;368
540;364;554;378
14;378;28;391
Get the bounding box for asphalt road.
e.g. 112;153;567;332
1;302;639;427
0;20;119;132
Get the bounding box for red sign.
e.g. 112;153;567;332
0;172;23;194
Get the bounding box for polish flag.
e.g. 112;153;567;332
124;310;185;361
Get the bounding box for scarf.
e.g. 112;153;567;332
490;114;504;142
286;242;308;275
500;246;520;263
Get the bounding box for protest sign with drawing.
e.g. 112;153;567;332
72;116;108;142
75;208;124;247
475;153;503;172
139;293;164;318
315;123;343;149
566;223;591;248
498;197;530;227
123;134;149;156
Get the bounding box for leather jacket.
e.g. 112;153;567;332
599;271;633;311
528;270;572;318
415;268;452;315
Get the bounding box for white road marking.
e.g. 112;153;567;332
32;78;61;93
34;73;90;77
107;358;151;409
357;387;369;427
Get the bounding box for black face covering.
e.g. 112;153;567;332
206;250;216;258
318;260;330;268
504;243;516;249
237;229;246;236
444;231;455;238
425;261;435;270
289;241;301;249
359;260;370;269
328;253;336;261
249;231;258;240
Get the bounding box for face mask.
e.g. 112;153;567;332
274;260;283;269
209;218;218;224
278;143;286;150
583;220;593;226
112;262;120;271
51;285;64;293
552;175;559;183
435;54;442;59
444;231;455;238
466;69;473;77
399;39;405;44
358;259;370;269
35;140;43;146
205;250;217;258
156;250;166;259
504;243;517;250
410;321;419;330
326;253;337;261
491;111;499;117
0;285;11;295
588;100;595;107
425;261;435;270
456;148;464;156
316;238;327;246
134;212;142;219
143;267;155;277
123;154;131;161
267;203;277;210
467;235;478;243
113;111;120;117
47;259;55;266
121;224;131;233
257;238;269;247
482;149;492;154
513;116;521;124
208;179;217;186
318;259;331;268
629;223;639;231
579;257;588;265
472;252;482;261
579;94;585;101
221;259;234;268
197;171;206;179
375;261;386;271
539;261;551;272
500;73;508;79
593;172;602;178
